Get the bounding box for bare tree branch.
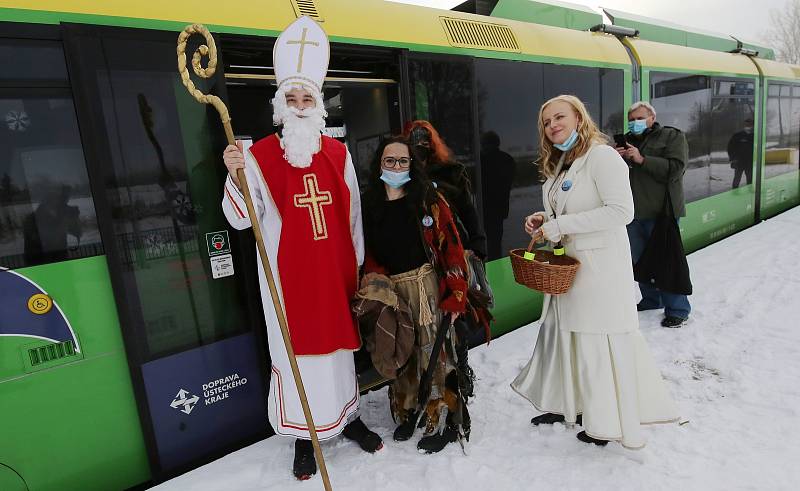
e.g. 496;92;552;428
762;0;800;64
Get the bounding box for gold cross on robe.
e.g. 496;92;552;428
286;27;320;73
293;173;332;240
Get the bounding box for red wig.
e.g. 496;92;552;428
402;120;453;165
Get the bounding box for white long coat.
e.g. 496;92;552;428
537;143;638;334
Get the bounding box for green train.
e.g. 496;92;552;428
1;0;798;489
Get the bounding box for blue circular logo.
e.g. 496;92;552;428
561;179;573;192
422;215;433;227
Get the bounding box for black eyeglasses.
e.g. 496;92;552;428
381;157;412;169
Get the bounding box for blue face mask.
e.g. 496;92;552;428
628;119;648;135
380;169;411;189
553;129;579;152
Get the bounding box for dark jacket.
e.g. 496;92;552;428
363;193;469;314
727;130;754;170
426;161;488;258
626;123;689;219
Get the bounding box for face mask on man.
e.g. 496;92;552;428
380;169;411;189
744;126;754;134
628;119;648;135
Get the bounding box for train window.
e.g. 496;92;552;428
543;64;625;136
765;83;800;179
409;56;476;171
650;72;756;200
476;59;543;260
475;58;625;260
0;39;68;84
710;78;756;191
87;35;258;359
0;89;103;269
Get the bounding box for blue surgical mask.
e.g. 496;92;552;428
380;169;411;189
553;129;579;151
628;119;648;135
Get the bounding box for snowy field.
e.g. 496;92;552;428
154;207;800;491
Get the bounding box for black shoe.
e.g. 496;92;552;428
417;426;458;454
576;431;608;446
393;411;422;442
637;301;661;312
343;417;383;453
292;439;316;480
531;412;565;426
661;316;687;328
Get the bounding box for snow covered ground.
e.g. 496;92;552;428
154;208;800;491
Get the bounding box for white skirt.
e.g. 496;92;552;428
511;305;679;449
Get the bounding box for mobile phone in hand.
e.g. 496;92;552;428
613;133;627;148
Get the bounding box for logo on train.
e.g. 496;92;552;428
170;389;200;415
168;372;248;416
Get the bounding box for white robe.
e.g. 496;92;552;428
512;144;679;448
222;138;364;440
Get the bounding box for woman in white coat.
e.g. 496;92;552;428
511;95;678;448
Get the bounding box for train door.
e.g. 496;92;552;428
220;36;403;390
0;24;149;491
221;38;403;185
61;24;271;481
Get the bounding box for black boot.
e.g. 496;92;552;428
393;410;424;442
342;417;383;453
531;413;564;425
292;439;316;480
576;431;608;446
417;425;458;454
531;413;583;426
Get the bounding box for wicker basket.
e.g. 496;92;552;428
509;239;580;295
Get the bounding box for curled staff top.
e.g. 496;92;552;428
273;16;330;93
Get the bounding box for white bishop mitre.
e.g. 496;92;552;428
273;16;330;94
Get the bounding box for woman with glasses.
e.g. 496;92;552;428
359;136;470;454
512;95;679;448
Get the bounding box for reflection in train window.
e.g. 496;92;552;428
650;71;756;200
475;59;624;260
765;83;800;179
0;91;103;269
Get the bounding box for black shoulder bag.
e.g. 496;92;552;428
633;189;693;295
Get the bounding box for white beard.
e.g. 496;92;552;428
272;87;327;168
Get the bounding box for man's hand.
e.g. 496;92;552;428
223;141;245;188
619;143;644;165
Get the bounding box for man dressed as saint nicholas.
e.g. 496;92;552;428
221;16;382;481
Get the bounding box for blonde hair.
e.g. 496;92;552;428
537;95;607;179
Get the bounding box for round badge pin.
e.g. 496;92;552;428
561;179;573;192
422;215;434;227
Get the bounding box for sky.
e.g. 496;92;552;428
390;0;789;46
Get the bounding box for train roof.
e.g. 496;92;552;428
626;38;759;78
603;8;775;60
0;0;628;66
750;57;800;82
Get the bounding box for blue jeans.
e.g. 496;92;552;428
627;218;691;319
